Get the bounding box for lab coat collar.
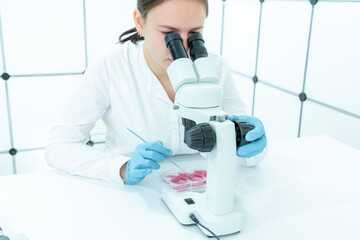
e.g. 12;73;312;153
138;42;173;105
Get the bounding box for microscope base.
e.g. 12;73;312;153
161;188;243;237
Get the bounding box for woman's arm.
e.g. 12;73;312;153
45;56;127;183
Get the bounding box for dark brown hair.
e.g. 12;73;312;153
119;0;209;44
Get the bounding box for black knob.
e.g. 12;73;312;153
182;118;196;143
185;123;216;152
232;120;255;147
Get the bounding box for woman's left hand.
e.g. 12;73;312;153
229;115;267;158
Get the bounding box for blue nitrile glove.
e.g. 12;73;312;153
229;115;267;158
125;141;173;184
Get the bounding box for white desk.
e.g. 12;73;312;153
1;135;360;240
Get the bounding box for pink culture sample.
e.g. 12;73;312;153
163;170;207;192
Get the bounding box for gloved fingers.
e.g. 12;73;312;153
135;158;161;170
238;149;264;158
239;116;265;141
229;115;265;141
126;175;145;185
228;115;239;121
131;168;153;178
229;115;253;121
141;149;166;162
145;141;173;156
237;135;266;157
246;125;265;142
125;168;151;184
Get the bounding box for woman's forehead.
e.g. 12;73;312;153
147;0;206;28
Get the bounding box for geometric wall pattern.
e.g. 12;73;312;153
1;0;359;176
221;0;360;149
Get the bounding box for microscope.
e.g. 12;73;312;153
161;33;254;237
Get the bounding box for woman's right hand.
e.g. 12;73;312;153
123;141;173;184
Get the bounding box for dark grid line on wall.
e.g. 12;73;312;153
222;0;360;140
0;9;17;174
11;72;85;78
82;0;89;69
229;69;252;80
252;0;264;117
0;0;97;175
231;70;360;120
298;2;316;137
258;80;298;97
220;0;226;55
1;0;360;175
307;98;360;120
3;0;89;79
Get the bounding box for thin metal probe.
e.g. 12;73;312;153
125;127;196;180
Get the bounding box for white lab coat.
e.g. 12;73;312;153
45;41;265;184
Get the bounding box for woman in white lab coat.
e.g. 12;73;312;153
45;0;267;185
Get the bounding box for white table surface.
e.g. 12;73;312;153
1;135;360;240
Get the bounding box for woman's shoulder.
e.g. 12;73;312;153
207;52;230;78
99;41;143;64
84;41;144;82
208;53;229;67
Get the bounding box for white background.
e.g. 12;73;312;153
0;0;359;176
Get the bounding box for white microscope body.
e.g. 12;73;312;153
161;33;244;236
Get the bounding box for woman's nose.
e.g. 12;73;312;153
181;35;190;57
182;39;188;51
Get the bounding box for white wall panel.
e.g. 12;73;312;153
306;2;360;116
232;73;254;114
257;1;312;93
202;0;223;55
85;0;135;62
1;14;5;152
0;19;7;152
0;80;10;151
0;154;12;176
16;150;50;174
301;101;360;150
253;83;300;141
0;45;3;73
1;0;85;75
222;0;260;76
8;75;83;149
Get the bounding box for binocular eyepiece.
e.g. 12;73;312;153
165;32;208;61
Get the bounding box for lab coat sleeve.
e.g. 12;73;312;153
45;56;127;184
217;56;267;167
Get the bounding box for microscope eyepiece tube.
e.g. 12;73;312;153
187;33;208;61
165;33;188;60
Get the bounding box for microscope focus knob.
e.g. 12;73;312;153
232;120;255;147
185;123;216;152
